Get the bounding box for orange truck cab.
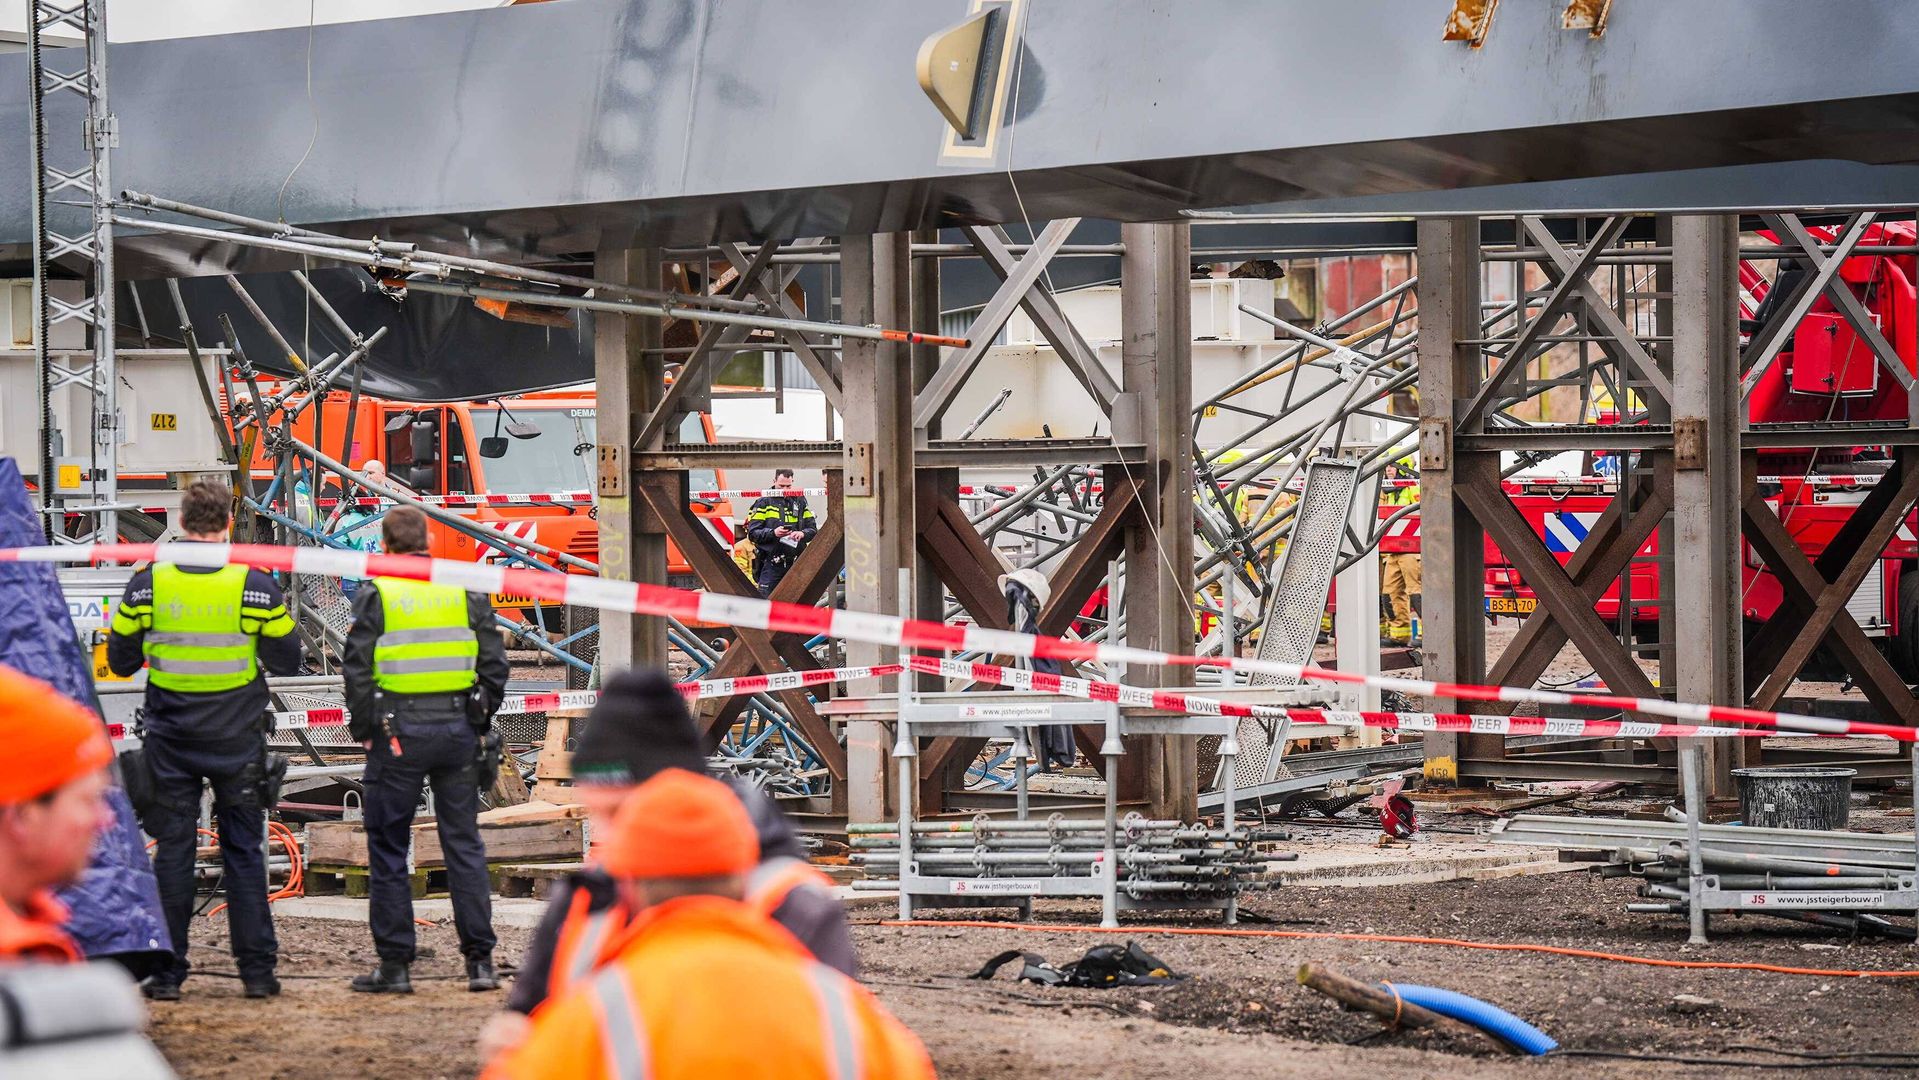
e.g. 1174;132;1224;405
234;384;733;625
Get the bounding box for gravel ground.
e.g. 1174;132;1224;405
147;871;1919;1078
860;873;1919;1079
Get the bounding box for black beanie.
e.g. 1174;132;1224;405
570;668;706;786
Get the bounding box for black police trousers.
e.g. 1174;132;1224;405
143;733;278;985
363;710;495;964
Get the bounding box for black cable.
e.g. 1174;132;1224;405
190;968;518;983
1721;1046;1919;1063
1551;1049;1919;1070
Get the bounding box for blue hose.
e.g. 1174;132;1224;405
1381;983;1558;1056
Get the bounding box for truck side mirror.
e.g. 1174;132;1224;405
384;411;416;465
410;419;439;464
479;435;509;458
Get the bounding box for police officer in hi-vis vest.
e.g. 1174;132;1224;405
343;506;508;994
107;479;301;1001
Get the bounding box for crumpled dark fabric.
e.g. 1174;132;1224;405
0;458;172;972
1005;580;1076;768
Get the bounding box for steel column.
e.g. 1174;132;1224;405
597;244;669;672
1416;217;1489;786
840;232;916;823
1119;222;1196;822
1670;214;1745;796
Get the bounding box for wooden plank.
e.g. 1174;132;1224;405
477;800;586;825
302;818;584;868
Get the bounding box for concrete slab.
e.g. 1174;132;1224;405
1268;835;1576;888
272;896;550;929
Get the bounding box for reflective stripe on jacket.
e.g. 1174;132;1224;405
549;887;629;1002
486;896;933;1080
372;577;479;694
746;856;835;919
125;564;260;693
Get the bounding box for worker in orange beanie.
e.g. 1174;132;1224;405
485;769;935;1080
0;664;114;963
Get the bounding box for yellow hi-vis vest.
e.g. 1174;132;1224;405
372;577;479;694
133;564;261;693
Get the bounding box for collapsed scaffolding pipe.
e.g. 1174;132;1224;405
284;437;598;574
114;197;969;347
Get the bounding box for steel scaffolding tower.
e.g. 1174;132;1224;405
25;0;118;543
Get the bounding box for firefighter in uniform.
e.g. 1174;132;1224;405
743;469;817;597
482;769;933;1080
107;480;300;1000
479;669;853;1061
1380;456;1422;645
343;506;509;994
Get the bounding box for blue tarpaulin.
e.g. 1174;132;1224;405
0;458;170;971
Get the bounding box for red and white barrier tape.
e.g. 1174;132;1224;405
293;473;1890;512
905;656;1799;741
19;542;1910;742
312;492;596;509
104;663;905;740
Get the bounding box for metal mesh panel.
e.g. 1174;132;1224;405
1252;458;1361;683
267;691;355;749
1215;457;1361;788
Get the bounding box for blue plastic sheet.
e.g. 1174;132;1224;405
0;458;171;968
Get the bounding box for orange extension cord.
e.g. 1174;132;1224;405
874;919;1919;979
203;821;304;917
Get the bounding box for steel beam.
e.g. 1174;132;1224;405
1670;214;1745;796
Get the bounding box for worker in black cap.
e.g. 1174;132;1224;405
478;669;854;1060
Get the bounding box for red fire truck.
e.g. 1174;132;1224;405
1387;219;1919;678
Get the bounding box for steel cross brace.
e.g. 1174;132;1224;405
913;467;1151;809
960;224;1121;414
1456;215;1634;430
1517;216;1674;409
1459;461;1664;706
633;238;788;451
634;471;849;781
1477;461;1674;709
912;218;1085;432
715;239;844;412
1741;451;1919;725
1742;213;1911;403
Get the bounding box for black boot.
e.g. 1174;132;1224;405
350;960;412;994
242;975;282;999
142;979;182;1002
466;956;500;992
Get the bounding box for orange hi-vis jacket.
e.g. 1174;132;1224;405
489;895;933;1080
0;891;82;964
545;856;838;1003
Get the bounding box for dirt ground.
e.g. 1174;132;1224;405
149;870;1919;1079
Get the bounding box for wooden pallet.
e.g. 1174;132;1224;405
307;863;438;899
304;817;584;868
491;861;587;900
309;857;584;900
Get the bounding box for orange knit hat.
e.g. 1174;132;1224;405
0;665;112;804
599;768;757;880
